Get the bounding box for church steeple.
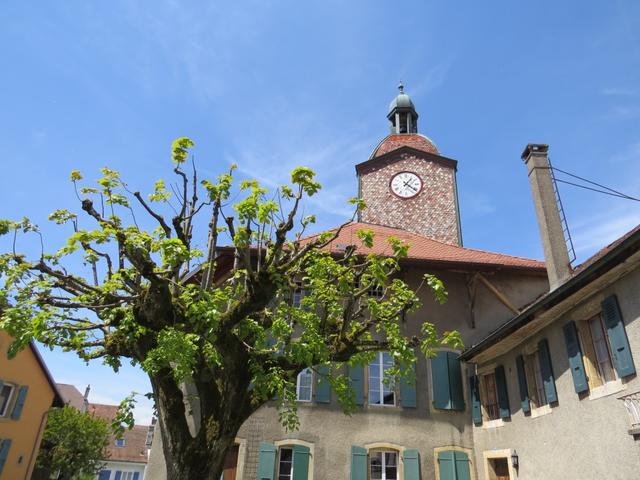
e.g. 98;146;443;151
387;82;418;134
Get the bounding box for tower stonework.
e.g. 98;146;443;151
356;85;462;245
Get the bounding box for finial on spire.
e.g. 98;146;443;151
398;81;404;94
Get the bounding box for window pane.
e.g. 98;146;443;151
370;452;383;479
533;352;548;407
297;369;313;402
483;373;500;420
0;384;13;416
278;448;293;480
590;317;616;383
369;389;381;405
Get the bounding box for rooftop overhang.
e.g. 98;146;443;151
355;146;457;175
460;226;640;364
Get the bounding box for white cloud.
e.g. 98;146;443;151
601;87;637;96
571;208;640;258
603;105;640;120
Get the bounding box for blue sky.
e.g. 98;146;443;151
1;1;639;423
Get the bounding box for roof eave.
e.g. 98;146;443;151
460;226;640;361
355;146;458;175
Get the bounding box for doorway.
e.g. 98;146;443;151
488;457;511;480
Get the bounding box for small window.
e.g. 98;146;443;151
369;352;395;406
588;314;616;384
0;383;15;417
277;447;294;480
370;450;398;480
291;285;307;308
115;438;126;448
296;368;313;402
480;373;500;420
524;351;548;409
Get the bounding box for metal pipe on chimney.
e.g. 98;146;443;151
521;144;572;290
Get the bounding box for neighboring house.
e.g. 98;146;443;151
57;383;90;412
0;330;63;479
88;403;149;480
459;145;640;479
146;86;556;479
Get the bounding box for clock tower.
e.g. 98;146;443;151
356;84;462;245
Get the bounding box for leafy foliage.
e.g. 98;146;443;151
0;137;460;478
36;406;110;479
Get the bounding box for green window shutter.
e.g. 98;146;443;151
515;355;531;413
257;442;277;480
469;375;482;426
0;439;12;476
315;365;331;404
447;352;465;411
348;365;365;406
292;444;310;480
494;365;510;419
400;361;417;408
350;445;367;480
402;449;420;480
602;295;636;378
437;450;456;480
11;386;28;420
432;351;451;409
563;321;589;394
538;339;558;403
454;451;471;480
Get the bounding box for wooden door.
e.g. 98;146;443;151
222;444;239;480
492;458;510;480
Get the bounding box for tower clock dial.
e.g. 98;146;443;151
390;171;422;199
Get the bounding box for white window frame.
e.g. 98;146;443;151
369;449;399;480
368;352;396;407
115;438;126;448
277;446;294;480
296;368;313;402
0;382;16;417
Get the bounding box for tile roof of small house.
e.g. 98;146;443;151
57;383;87;411
302;222;546;272
88;403;150;464
370;134;439;158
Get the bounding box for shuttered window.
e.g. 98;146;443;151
10;385;28;420
0;382;15;417
469;375;482;426
369;352;395;406
537;338;558;404
515;355;530;413
258;443;311;480
562;321;589;394
437;450;471;480
296;369;313;402
369;450;398;480
350;445;368;480
349;365;365;406
480;372;500;420
315;364;331;403
431;351;465;411
402;449;420;480
257;442;277;480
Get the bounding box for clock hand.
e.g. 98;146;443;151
403;181;417;192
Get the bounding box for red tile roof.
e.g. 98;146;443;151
303;222;546;271
88;403;150;464
370;134;439;158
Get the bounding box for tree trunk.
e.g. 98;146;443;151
150;368;254;480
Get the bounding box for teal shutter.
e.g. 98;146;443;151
515;355;531;413
563;321;589;394
400;361;417;408
602;295;636;378
348;365;364;406
538;339;558;403
454;451;471;480
0;439;12;476
257;442;277;480
494;365;510;419
437;450;456;480
402;449;420;480
0;380;3;390
315;365;331;403
11;386;28;420
350;445;367;480
292;444;310;480
469;375;482;425
432;351;451;409
447;352;465;411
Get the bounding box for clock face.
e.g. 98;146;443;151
390;171;423;199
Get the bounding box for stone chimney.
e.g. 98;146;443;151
521;144;572;289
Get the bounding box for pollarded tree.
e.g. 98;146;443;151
0;138;460;479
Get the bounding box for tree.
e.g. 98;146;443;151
36;405;110;479
0;138;460;479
